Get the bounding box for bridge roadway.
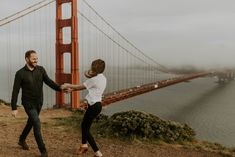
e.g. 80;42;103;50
80;72;212;107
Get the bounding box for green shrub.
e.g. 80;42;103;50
98;110;195;143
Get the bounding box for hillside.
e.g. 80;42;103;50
0;103;234;157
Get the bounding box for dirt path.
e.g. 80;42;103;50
0;104;225;157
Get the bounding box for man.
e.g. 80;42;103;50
11;50;66;157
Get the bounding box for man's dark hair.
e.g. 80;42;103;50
25;50;36;59
91;59;105;74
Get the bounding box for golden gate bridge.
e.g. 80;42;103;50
0;0;234;109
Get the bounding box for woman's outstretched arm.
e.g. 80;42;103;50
63;83;86;92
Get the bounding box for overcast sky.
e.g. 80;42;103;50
1;0;235;68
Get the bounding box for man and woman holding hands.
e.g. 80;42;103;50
11;50;106;157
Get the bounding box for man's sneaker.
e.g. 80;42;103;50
18;141;29;150
94;151;103;157
40;151;48;157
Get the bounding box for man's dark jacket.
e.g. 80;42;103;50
11;65;61;111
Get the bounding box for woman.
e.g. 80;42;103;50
65;59;106;157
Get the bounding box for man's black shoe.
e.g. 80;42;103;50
40;152;48;157
18;141;29;150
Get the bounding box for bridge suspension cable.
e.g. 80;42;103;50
81;0;169;73
0;0;55;27
78;11;151;67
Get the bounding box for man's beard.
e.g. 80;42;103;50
28;61;37;68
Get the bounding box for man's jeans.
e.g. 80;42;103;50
19;107;46;153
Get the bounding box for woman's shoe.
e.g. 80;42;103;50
75;146;88;155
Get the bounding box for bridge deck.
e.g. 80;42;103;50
79;72;211;107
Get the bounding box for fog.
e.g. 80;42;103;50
1;0;235;68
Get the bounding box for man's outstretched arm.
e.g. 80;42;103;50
41;67;62;91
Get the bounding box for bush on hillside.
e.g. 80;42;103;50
97;110;195;143
0;99;10;106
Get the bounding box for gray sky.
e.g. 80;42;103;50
1;0;235;68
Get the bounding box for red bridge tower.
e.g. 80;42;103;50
55;0;80;108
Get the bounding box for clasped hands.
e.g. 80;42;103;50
60;83;75;93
